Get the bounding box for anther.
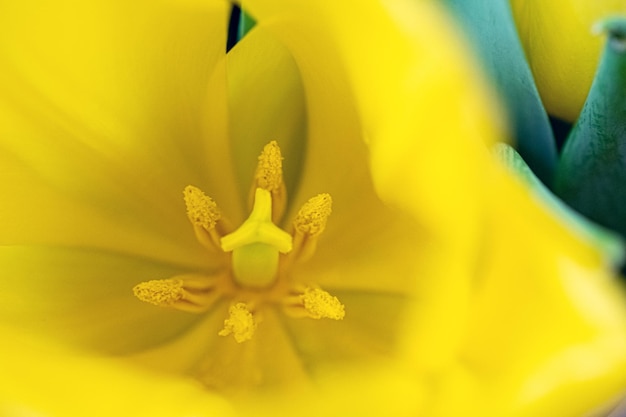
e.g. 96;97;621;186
294;194;332;236
218;302;257;343
253;141;287;222
291;194;332;262
183;185;224;251
133;278;184;306
282;287;345;320
132;274;220;313
301;287;345;320
184;185;220;228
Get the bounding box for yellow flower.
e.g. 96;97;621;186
1;0;626;416
510;0;626;122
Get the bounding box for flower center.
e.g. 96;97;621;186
220;187;292;288
132;141;344;344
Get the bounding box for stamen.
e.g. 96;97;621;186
183;185;224;250
132;274;220;313
291;194;332;262
255;141;283;192
218;302;257;343
221;188;292;288
133;278;184;306
294;194;332;236
282;287;346;320
184;185;221;229
253;141;287;222
301;287;345;320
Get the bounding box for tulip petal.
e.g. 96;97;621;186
239;361;425;417
125;303;314;391
0;0;231;267
237;2;493;373
0;245;208;353
0;325;236;417
224;26;307;210
510;0;626;122
248;0;503;248
494;143;625;266
426;172;626;417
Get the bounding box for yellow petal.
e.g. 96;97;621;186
402;171;626;416
282;292;410;366
245;1;626;415
126;304;314;393
0;0;231;267
239;360;426;417
225;27;308;208
0;245;209;353
243;0;501;251
247;0;503;371
510;0;626;122
0;324;236;417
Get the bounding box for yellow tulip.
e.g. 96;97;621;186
1;0;626;416
510;0;626;122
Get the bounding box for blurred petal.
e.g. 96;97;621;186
495;143;624;266
243;0;504;374
239;361;426;417
398;168;626;416
0;325;235;417
243;0;502;246
442;0;557;184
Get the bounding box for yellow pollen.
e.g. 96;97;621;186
252;141;287;223
294;194;332;236
133;274;221;313
255;140;283;192
133;278;184;306
218;303;257;343
301;288;345;320
183;185;221;229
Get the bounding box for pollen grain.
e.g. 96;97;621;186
219;302;257;343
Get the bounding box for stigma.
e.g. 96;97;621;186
132;141;343;343
220;188;292;288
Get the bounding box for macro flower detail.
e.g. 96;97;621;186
2;0;626;416
132;141;344;344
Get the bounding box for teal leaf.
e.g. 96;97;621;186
441;0;557;185
555;18;626;238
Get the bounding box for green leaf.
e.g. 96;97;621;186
238;8;256;41
555;18;626;238
441;0;557;185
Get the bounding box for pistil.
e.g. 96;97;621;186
221;188;293;288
